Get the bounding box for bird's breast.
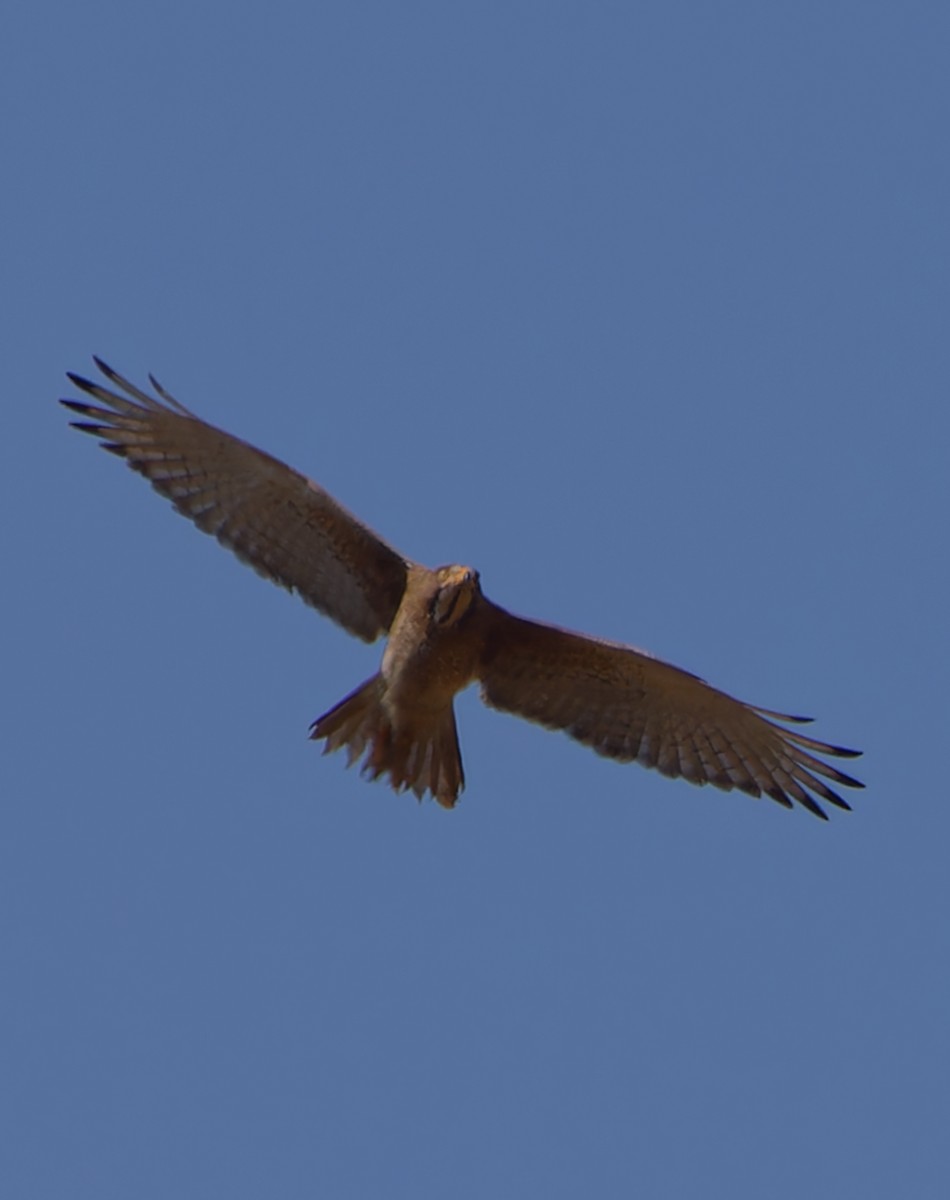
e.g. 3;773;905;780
382;601;485;713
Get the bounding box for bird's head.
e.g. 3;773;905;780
431;564;481;627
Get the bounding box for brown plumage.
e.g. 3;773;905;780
62;358;864;818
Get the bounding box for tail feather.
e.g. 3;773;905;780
309;675;465;808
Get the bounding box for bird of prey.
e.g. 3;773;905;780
62;358;863;819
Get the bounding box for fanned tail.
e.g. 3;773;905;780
309;675;465;808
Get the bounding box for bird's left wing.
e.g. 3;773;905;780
62;359;410;642
478;603;863;818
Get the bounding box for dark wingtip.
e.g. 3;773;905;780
821;787;854;812
65;371;97;395
752;705;815;724
92;354;115;378
823;763;864;791
767;784;829;820
762;784;794;810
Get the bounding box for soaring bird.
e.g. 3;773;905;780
62;359;863;819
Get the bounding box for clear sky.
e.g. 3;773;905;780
2;3;947;1197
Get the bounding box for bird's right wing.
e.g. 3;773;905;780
62;358;410;642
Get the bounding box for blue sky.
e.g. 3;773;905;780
2;3;948;1196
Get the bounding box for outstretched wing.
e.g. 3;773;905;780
478;604;863;818
62;358;410;642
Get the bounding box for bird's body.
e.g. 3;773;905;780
382;565;485;708
314;564;488;805
63;359;863;818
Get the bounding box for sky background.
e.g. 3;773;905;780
2;3;948;1197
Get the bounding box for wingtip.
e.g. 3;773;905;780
65;370;95;394
752;705;815;725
